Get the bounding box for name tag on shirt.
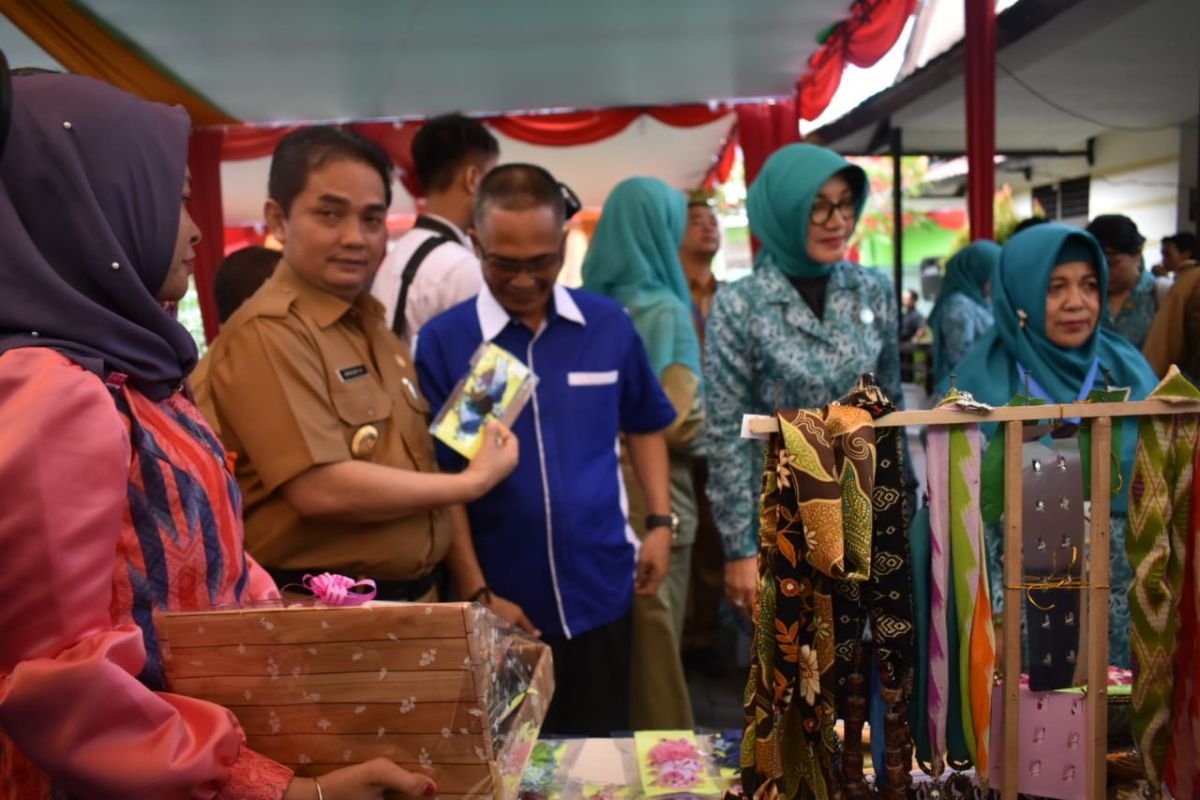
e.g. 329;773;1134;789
568;370;619;387
338;364;369;382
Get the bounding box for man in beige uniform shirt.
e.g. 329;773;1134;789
202;127;518;601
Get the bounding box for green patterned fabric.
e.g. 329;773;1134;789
1127;368;1200;789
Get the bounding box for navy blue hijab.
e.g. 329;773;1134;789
0;73;196;399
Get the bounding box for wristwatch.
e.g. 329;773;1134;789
645;512;680;541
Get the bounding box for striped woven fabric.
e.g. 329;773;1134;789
1128;369;1200;789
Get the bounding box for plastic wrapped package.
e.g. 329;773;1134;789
154;601;553;800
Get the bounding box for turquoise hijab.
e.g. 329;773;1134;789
945;224;1158;511
949;224;1156;405
928;240;1000;380
747;143;868;278
581;176;701;377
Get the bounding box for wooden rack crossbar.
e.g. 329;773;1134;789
742;398;1200;434
741;397;1200;800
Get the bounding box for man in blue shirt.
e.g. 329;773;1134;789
415;164;677;735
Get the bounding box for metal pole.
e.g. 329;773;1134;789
891;126;904;327
965;0;997;240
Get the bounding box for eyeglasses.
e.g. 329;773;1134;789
810;198;858;225
476;242;564;277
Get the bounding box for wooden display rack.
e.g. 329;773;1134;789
155;601;552;800
745;397;1200;800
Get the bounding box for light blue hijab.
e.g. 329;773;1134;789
580;177;701;377
928;240;1000;382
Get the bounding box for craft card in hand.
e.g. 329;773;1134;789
634;730;718;797
430;343;536;459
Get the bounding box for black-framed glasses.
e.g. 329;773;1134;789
810;198;858;225
475;239;565;277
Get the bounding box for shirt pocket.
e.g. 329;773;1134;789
567;370;619;386
330;379;393;426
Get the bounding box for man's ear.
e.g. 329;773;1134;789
463;163;485;196
264;198;287;244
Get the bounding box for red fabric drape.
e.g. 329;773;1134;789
796;0;917;121
736;100;800;189
965;0;996;240
220;126;298;160
488;104;730;147
703;122;739;190
350;121;424;198
646;104;732;128
489;109;641;146
186;130;225;343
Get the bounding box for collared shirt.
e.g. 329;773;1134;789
704;258;903;561
1101;269;1158;349
371;214;481;347
201;263;451;580
414;284;676;638
687;272;721;344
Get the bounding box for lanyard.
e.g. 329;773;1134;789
1016;358;1100;423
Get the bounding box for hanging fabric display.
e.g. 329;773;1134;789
736;377;914;800
836;380;916;797
1165;432;1200;798
1128;368;1200;791
1020;439;1086;693
922;395;995;781
739;406;867;799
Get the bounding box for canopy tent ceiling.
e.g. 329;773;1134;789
1;0;864;219
7;0;853;123
810;0;1200;155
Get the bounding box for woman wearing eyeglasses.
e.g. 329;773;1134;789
704;143;903;614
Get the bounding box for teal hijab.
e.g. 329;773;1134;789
580;176;701;377
928;240;1000;380
747;143;868;278
949;223;1156;407
945;224;1158;511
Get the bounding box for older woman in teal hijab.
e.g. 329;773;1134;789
946;222;1158;667
581;176;704;728
704;143;902;613
928;240;1000;385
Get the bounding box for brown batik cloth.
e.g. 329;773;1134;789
737;403;877;800
834;380;917;799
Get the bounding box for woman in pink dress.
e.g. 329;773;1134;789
0;73;435;800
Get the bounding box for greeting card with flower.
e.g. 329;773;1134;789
633;730;718;796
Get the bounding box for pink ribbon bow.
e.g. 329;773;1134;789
302;572;377;606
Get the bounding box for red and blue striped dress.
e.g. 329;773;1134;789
0;348;291;799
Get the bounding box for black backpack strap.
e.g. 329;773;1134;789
392;216;465;338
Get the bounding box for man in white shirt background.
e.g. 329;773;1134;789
372;113;499;346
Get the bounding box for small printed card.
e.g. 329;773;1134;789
430;343;537;459
633;730;718;796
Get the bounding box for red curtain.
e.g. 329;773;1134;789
796;0;917;121
487;104;730;147
703;122;739;190
186;130;225;343
489;109;641;146
646;104;732;128
736;100;800;189
220;126;298;160
351;121;425;198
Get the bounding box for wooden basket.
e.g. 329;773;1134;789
155;602;553;799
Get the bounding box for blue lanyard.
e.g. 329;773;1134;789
1016;357;1100;424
